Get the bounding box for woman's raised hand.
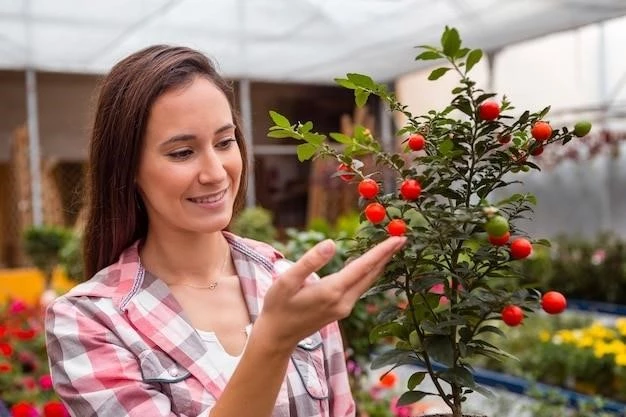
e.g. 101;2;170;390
257;236;406;350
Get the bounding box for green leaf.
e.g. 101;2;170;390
438;138;454;155
269;111;291;129
300;121;313;133
329;132;352;144
267;130;296;139
456;47;470;59
442;28;461;57
466;49;483;72
415;51;442;61
370;349;414;370
369;322;407;343
428;67;451;81
424;335;454;366
439;367;476;388
473;385;496;399
296;143;317;161
334;78;356;89
302;132;325;146
535;238;552;247
355;89;370;107
397;391;429;406
407;371;427;390
347;73;375;89
476;325;505;337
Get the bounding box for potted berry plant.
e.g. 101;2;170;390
268;27;589;417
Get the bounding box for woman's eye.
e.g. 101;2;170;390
216;138;236;150
167;149;193;159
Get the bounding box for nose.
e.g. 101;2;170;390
197;148;228;185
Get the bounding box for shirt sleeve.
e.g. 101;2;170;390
319;320;356;417
44;296;209;417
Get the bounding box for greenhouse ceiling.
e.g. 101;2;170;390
1;0;626;84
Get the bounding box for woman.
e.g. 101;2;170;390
44;45;406;417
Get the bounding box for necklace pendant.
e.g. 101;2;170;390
207;282;218;290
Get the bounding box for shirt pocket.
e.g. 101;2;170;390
139;350;199;415
290;331;329;400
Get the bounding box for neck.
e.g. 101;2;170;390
139;227;231;286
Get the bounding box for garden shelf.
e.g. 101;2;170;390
420;362;626;414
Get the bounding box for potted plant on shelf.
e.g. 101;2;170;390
268;27;590;417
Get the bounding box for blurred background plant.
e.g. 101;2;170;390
229;206;277;244
469;313;626;403
523;387;621;417
517;233;626;304
22;226;72;291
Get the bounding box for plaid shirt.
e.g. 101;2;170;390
45;232;355;417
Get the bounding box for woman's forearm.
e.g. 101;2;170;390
208;318;294;417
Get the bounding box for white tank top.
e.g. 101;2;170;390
195;324;253;378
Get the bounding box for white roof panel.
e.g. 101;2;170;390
1;0;625;83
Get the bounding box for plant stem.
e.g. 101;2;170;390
404;279;454;411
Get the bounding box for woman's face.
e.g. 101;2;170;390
136;76;242;236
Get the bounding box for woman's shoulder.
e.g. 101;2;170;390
58;243;142;302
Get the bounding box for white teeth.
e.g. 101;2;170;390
189;190;226;204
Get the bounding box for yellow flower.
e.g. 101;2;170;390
576;336;594;349
616;352;626;367
539;330;550;343
594;341;611;358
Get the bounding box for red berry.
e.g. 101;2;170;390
510;238;532;259
408;134;426;151
531;121;552;142
488;231;510;246
478;101;500;121
400;179;421;200
387;219;407;236
498;133;511;144
501;305;524;326
364;203;386;224
530;145;544;156
541;291;567;315
337;163;354;182
358;179;379;199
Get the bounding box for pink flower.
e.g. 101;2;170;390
39;374;54;390
9;300;28;314
390;397;411;417
430;283;445;294
346;360;362;376
591;249;606;265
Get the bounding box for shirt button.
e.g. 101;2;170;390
168;366;179;377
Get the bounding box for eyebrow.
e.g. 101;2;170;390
159;123;236;148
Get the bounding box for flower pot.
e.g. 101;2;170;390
419;415;487;417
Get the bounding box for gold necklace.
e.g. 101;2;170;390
167;246;231;290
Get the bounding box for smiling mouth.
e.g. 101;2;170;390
187;189;227;204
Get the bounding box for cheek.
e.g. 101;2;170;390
137;159;188;199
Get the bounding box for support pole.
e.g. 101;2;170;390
238;79;256;207
26;68;43;226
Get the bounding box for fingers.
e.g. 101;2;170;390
337;236;406;296
279;239;337;293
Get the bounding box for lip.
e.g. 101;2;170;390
186;189;228;207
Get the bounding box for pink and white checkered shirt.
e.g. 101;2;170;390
45;232;355;417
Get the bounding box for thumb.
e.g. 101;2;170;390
279;239;336;292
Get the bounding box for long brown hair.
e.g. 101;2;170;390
83;45;248;279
